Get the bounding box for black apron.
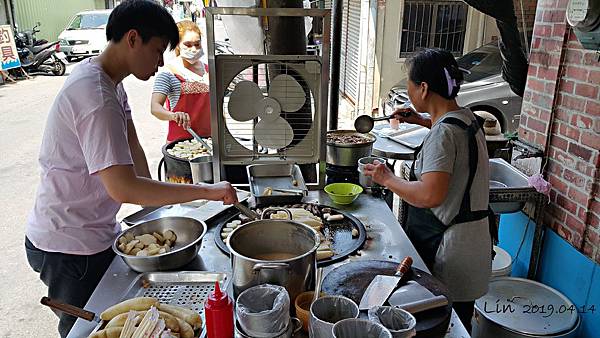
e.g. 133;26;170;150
405;115;495;269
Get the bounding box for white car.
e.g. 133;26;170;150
58;9;111;62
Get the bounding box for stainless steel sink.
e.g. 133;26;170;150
489;158;534;213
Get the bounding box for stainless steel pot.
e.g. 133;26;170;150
113;217;206;273
227;218;320;303
472;277;580;338
326;130;376;167
189;155;213;184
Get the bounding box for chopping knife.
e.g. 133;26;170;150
41;297;100;323
359;256;413;310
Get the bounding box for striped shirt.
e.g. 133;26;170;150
153;72;182;108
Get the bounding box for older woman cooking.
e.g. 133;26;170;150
363;48;491;332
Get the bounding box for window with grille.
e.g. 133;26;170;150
399;0;469;58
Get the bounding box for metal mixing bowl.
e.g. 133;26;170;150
113;216;207;273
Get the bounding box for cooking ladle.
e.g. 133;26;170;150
355;108;415;133
186;127;213;153
354;115;396;133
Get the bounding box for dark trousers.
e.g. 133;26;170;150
453;301;475;333
25;237;115;338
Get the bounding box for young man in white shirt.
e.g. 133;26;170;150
25;1;237;336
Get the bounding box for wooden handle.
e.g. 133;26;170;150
40;297;96;322
396;256;413;275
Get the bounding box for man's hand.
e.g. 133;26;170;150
205;181;238;205
171;111;191;130
362;160;395;187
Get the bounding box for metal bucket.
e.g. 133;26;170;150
357;156;386;188
189;155;213;184
491;246;512;278
227;220;319;302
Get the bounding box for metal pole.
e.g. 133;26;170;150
329;0;343;131
8;0;16;27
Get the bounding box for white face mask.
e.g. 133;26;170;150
179;45;203;64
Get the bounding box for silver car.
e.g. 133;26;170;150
383;42;522;132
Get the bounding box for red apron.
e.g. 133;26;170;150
166;70;211;142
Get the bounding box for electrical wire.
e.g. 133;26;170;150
514;215;532;263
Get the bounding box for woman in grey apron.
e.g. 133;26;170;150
363;49;493;332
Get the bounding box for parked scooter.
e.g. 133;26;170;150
14;22;67;76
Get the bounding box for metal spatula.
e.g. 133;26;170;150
234;202;260;220
186;127;212;153
359;256;413;310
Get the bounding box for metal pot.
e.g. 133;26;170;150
190;155;213;184
227;218;320;302
326;130;376;167
113;217;207;273
159;138;193;183
159;138;213;184
472;277;580;338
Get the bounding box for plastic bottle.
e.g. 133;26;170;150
205;281;234;338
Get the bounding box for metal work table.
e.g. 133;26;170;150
68;192;469;338
371;124;423;160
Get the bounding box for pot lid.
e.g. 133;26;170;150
475;277;578;335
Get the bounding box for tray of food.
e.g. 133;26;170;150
210;203;367;267
246;163;308;206
90;271;228;338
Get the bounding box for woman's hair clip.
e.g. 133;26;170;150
458;66;472;75
444;68;457;97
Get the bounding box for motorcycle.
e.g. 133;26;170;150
13;22;67;76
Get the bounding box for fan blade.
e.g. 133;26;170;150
228;80;263;122
255;97;282;123
254;117;294;149
268;74;306;112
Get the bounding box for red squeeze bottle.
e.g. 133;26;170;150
205;281;234;338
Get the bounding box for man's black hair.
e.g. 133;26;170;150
106;0;179;50
406;48;464;100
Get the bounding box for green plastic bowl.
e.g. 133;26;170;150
324;183;363;205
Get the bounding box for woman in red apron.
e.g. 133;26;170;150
151;20;211;142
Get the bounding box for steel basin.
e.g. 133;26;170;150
113;216;207;273
489;158;534;214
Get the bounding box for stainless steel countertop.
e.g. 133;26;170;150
68;192;469;338
372;124;423;160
